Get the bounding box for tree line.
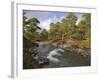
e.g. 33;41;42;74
23;12;91;48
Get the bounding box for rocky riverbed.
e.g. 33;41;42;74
30;42;90;68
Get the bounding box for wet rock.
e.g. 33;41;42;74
33;55;49;65
38;56;50;65
77;48;90;58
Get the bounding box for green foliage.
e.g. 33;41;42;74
48;22;61;40
23;16;41;41
83;13;91;27
71;32;84;40
66;12;78;28
23;12;91;47
40;29;48;41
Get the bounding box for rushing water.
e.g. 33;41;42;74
32;42;90;68
47;48;64;62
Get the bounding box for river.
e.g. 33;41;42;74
32;42;90;68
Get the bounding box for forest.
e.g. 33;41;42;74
23;11;91;69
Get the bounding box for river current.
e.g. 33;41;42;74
32;42;90;68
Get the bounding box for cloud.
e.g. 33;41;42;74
59;15;66;22
38;15;67;31
76;13;83;25
38;18;52;31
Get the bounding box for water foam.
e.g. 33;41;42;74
47;48;64;62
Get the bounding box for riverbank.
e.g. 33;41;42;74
23;39;91;69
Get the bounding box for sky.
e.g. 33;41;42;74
23;10;84;30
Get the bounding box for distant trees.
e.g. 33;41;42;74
83;13;91;27
48;22;61;41
47;12;91;48
48;12;78;41
66;12;77;28
23;12;91;48
40;29;48;41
